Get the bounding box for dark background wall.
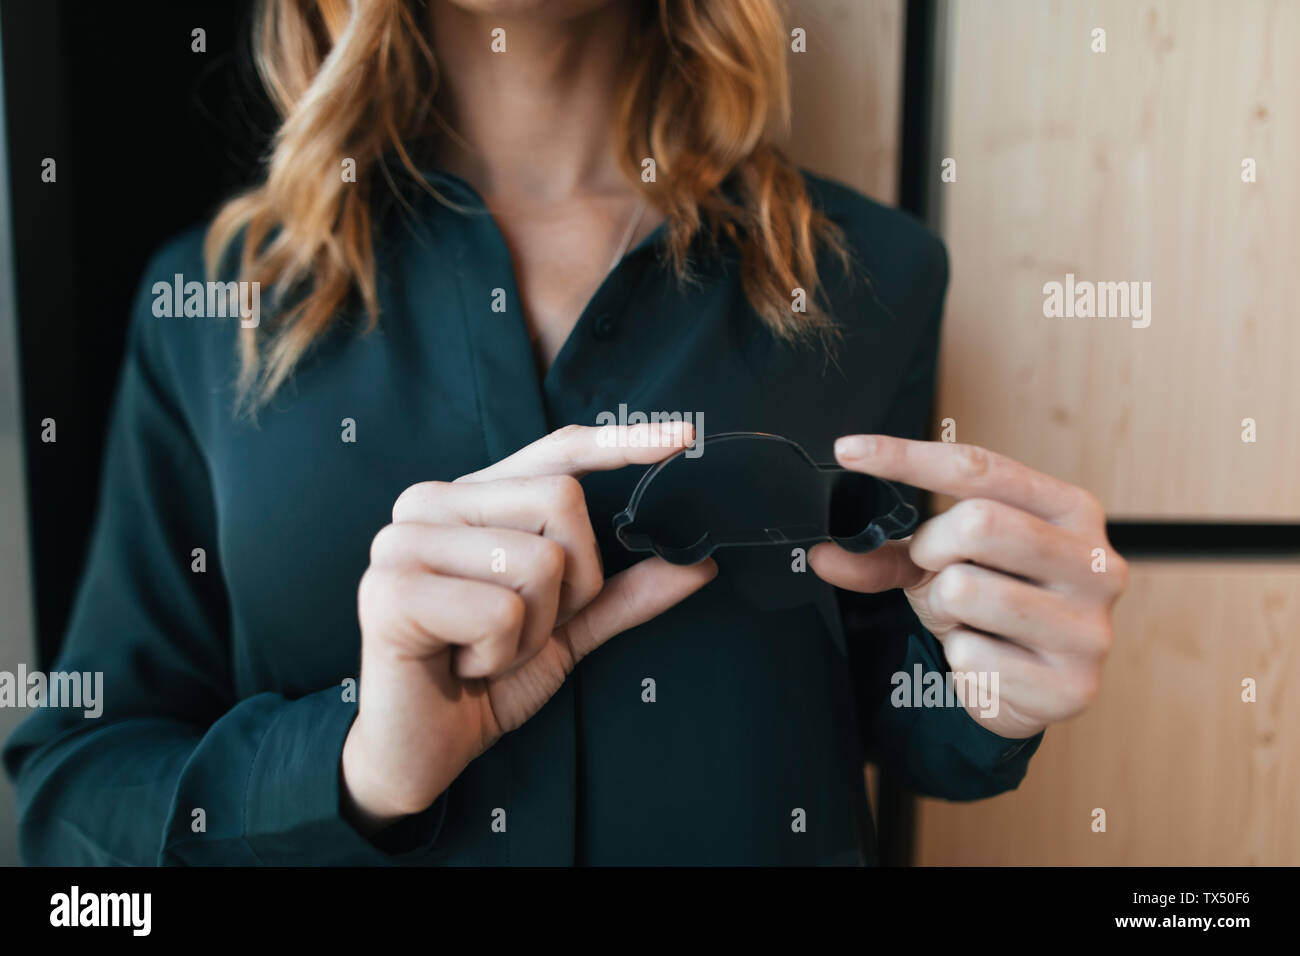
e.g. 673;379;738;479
3;0;265;666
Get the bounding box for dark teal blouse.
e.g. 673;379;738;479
4;169;1040;865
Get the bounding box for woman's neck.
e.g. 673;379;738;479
428;0;636;205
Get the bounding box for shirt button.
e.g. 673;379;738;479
593;313;616;339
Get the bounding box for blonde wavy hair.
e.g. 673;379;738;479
206;0;850;408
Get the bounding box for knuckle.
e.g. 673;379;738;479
357;568;378;608
1068;668;1102;711
1108;552;1131;593
954;443;992;480
357;567;399;615
570;544;606;608
1075;488;1106;524
574;578;604;612
941;630;979;671
530;537;567;581
541;473;586;511
956;498;998;539
1074;606;1115;655
1093;620;1116;657
549;424;587;455
368;523;405;566
904;531;941;572
392;481;446;522
480;589;526;641
935;565;978;611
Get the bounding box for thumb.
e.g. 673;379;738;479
808;538;928;593
558;556;718;661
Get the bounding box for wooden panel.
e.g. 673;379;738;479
935;0;1300;518
915;562;1300;865
785;0;904;202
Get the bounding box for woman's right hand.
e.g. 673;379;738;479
341;423;716;835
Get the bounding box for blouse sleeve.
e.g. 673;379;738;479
2;248;445;864
837;231;1044;799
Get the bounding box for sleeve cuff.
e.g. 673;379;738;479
949;698;1045;772
886;630;1045;799
242;687;447;865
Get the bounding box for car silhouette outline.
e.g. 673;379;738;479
613;431;918;566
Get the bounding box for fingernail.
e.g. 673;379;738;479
836;435;872;459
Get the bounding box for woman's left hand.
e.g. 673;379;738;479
809;435;1128;741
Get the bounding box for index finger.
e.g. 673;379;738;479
834;435;1093;524
457;422;696;483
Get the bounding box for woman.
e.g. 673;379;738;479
4;0;1125;865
